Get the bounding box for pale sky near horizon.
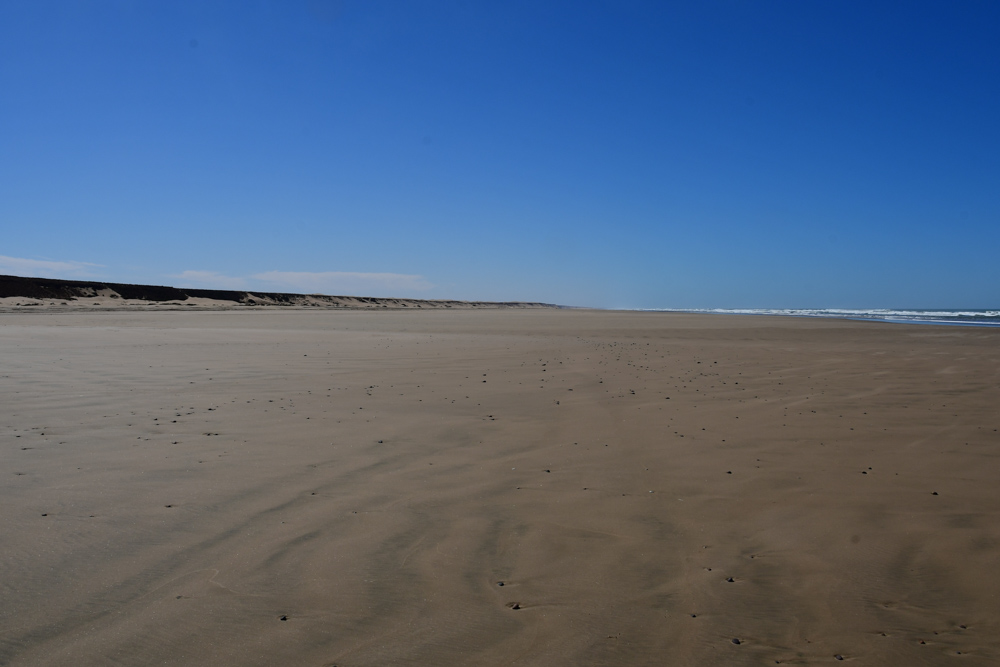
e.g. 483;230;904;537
2;1;998;308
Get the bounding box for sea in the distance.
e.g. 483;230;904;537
645;308;1000;327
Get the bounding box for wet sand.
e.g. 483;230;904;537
2;309;999;666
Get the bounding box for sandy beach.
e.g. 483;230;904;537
2;308;999;666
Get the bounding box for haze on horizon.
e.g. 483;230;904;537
1;1;997;309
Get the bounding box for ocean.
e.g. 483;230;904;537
646;308;1000;327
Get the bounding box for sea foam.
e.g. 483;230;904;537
645;308;1000;327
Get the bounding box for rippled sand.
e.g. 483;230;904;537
2;309;999;666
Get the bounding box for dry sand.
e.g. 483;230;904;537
2;309;999;666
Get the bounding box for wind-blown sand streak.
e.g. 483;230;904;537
1;309;998;666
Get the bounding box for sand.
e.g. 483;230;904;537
2;309;999;666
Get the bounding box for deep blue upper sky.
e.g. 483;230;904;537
2;1;998;308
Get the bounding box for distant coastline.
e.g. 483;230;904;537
0;274;560;311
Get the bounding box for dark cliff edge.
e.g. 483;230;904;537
0;274;560;309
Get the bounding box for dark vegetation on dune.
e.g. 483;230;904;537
0;274;242;302
0;274;558;309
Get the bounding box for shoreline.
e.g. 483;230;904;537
641;307;1000;328
5;300;999;329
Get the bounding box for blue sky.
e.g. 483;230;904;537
1;1;998;308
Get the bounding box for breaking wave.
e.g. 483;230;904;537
644;308;1000;327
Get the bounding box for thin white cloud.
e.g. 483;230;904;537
170;269;433;295
252;271;433;295
172;270;248;290
0;255;102;279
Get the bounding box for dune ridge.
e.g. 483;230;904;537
0;274;559;310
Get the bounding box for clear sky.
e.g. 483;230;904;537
2;1;998;308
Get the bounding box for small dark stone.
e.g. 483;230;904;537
726;577;735;583
731;638;741;645
835;655;844;661
41;513;47;517
279;615;288;621
727;471;732;474
497;582;504;586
